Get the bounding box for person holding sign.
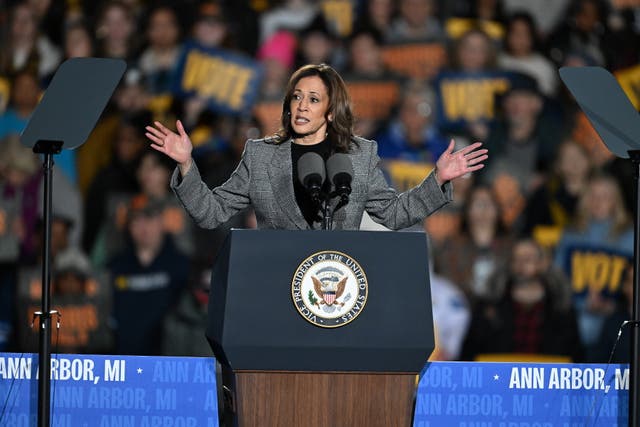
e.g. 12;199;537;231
145;63;487;231
553;174;633;361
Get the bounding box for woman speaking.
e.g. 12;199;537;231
145;63;487;230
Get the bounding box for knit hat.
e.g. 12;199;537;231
257;30;297;69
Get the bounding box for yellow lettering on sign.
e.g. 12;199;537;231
386;160;433;192
181;50;255;110
182;51;206;90
615;64;640;109
440;78;509;122
608;255;627;293
571;251;629;293
230;68;252;109
322;0;353;37
0;76;10;113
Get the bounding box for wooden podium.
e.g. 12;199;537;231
207;230;434;427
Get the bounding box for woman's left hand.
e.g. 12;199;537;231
434;139;488;185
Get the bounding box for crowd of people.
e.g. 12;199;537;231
1;0;639;363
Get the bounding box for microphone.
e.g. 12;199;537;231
297;152;326;200
326;153;353;199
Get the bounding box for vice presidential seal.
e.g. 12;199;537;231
291;251;368;328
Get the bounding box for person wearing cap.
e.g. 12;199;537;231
46;247;113;354
192;0;229;49
107;194;188;355
479;73;564;197
146;63;488;232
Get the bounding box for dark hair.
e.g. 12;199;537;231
504;11;541;55
145;4;183;41
274;63;355;153
140;145;175;172
64;19;94;41
451;28;497;71
349;25;384;47
460;184;507;235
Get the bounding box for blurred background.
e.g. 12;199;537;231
1;0;639;364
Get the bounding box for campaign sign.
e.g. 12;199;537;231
0;76;9;113
434;70;512;131
0;353;218;426
346;79;401;121
614;64;640;110
381;43;447;81
172;41;263;115
556;243;632;297
382;160;433;192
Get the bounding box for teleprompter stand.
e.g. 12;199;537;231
207;229;435;426
560;66;640;427
20;57;125;427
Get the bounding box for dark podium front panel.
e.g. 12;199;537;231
206;229;434;373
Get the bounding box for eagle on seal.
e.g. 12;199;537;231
312;276;347;307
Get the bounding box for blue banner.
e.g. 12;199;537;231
415;362;628;426
0;353;630;426
0;353;218;426
172;41;263;115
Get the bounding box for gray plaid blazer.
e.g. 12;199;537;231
170;136;452;231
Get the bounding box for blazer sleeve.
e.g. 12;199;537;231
170;143;252;230
364;140;453;230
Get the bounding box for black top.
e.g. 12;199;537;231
291;138;332;227
108;237;189;355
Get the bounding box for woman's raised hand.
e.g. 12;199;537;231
435;139;488;185
145;120;194;174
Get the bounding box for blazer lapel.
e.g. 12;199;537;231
267;140;309;230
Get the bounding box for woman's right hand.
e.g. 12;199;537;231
145;120;194;175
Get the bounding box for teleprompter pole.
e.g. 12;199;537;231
34;141;62;427
630;150;640;427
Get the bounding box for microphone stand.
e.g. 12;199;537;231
320;192;350;231
309;191;333;231
321;197;333;231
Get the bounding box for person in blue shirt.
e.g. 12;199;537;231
375;81;448;163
